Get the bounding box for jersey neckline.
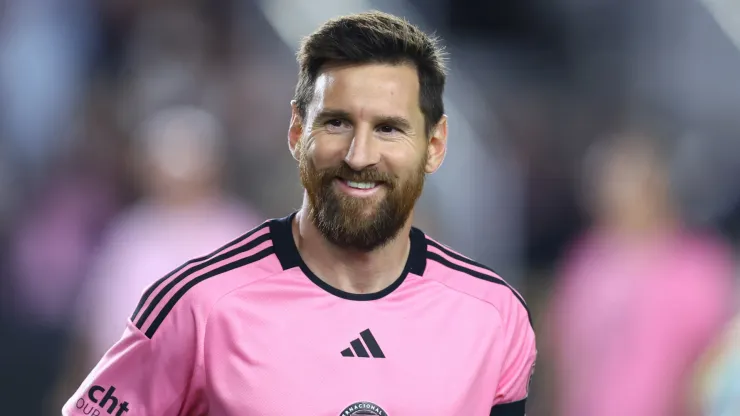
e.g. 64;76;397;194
269;212;427;301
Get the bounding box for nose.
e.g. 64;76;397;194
344;126;380;171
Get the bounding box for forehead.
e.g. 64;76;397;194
311;63;422;121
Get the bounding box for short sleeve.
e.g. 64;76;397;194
491;294;537;416
62;313;204;415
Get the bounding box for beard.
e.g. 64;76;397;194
299;151;426;252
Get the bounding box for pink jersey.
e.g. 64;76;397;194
549;229;735;416
63;213;536;416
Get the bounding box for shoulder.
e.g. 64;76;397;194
421;232;532;326
678;231;735;266
129;219;281;339
99;203;158;241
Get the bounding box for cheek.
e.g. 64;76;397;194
384;148;426;180
306;135;348;169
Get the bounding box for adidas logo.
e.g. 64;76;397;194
341;329;385;358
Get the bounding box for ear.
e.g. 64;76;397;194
288;100;303;161
424;115;448;174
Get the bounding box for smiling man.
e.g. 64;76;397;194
63;11;536;416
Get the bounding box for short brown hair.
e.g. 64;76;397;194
294;11;447;135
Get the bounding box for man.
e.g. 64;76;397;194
62;11;536;416
547;132;735;416
76;105;262;365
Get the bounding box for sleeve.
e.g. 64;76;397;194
490;294;537;416
62;300;205;416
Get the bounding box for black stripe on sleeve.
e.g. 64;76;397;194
490;399;526;416
144;246;275;338
426;238;501;276
426;252;532;326
130;222;269;321
135;232;271;330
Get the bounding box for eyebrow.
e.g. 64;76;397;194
314;108;414;132
314;109;352;123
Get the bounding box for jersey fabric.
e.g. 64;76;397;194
549;229;735;416
63;213;536;416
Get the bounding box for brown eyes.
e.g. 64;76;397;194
324;120;401;135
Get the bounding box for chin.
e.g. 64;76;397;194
359;204;382;216
346;207;386;226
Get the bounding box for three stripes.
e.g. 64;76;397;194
425;238;532;325
130;222;272;338
341;329;385;358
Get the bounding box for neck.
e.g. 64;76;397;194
602;205;680;238
153;182;220;208
292;198;413;295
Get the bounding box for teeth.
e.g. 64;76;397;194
345;180;376;189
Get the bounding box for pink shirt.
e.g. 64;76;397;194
63;213;536;416
76;198;262;359
549;229;735;416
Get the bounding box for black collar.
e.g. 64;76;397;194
269;212;427;301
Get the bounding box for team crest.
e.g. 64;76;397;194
339;401;389;415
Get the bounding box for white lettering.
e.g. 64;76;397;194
341;402;385;415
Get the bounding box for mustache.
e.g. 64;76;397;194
319;164;396;185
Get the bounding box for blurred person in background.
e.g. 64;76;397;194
545;127;736;416
74;105;262;366
0;125;124;415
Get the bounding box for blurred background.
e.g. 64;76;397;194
0;0;739;415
